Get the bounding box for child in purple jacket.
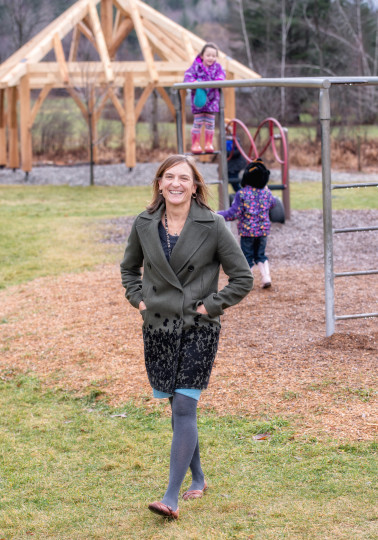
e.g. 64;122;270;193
184;42;226;154
218;158;276;288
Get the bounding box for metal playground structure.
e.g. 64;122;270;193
174;76;378;336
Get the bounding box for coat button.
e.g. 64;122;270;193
188;265;194;272
152;286;157;292
147;262;151;269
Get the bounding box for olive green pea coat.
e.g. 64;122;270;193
120;201;253;393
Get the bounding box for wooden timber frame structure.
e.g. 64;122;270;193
0;0;260;173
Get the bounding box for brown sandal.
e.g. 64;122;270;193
148;501;179;519
182;480;208;501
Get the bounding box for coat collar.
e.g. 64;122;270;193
136;202;215;287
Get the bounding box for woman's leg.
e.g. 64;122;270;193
161;393;201;511
169;396;205;493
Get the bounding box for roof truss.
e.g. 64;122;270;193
0;0;259;90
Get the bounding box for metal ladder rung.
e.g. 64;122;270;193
331;182;378;189
335;312;378;321
334;269;378;277
333;226;378;233
205;180;222;185
269;184;286;191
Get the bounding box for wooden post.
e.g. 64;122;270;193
124;72;136;168
101;0;113;51
0;89;6;166
224;72;236;121
19;75;32;172
7;86;19;170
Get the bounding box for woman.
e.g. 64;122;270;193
120;155;253;519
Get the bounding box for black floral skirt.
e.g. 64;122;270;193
142;320;220;394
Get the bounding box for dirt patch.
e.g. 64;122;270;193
0;210;377;441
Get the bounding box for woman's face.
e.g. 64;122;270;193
202;47;217;67
158;162;196;209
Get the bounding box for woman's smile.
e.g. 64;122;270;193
158;162;196;208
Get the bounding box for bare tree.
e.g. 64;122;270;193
238;0;254;70
280;0;297;119
0;0;51;51
69;64;115;186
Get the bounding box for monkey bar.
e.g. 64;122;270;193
174;76;378;336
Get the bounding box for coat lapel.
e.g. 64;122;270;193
169;202;215;275
136;209;182;290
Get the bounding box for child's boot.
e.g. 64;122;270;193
204;130;215;153
191;132;202;154
263;260;271;287
258;261;271;288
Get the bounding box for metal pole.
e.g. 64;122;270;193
218;90;229;210
319;87;335;336
281;127;290;220
173;90;184;154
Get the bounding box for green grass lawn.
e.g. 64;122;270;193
1;181;377;289
0;373;376;539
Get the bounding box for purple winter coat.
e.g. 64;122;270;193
184;55;226;114
218;186;276;237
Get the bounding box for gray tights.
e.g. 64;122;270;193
160;393;205;511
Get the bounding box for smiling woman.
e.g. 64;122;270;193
120;154;253;520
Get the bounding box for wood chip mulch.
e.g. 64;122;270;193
0;210;377;441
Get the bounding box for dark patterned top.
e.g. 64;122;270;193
158;220;179;261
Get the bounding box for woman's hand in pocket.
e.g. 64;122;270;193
196;302;208;315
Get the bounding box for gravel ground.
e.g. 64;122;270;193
0;162;377;186
102;209;378;272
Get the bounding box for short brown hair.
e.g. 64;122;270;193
147;154;211;213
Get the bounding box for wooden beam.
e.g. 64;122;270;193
156;86;175;119
95;89;110;122
66;87;89;120
224;71;236;121
109;16;133;58
19;75;32;172
69;24;81;62
30;84;53;127
135;81;154;121
7;87;19;169
101;0;114;50
112;10;123;37
78;21;98;50
53;33;69;85
107;86;126;123
142;19;187;61
133;0;260;79
182;32;195;61
0;89;6;166
124;71;135;168
143;26;182;62
26;61;190;89
116;0;158;84
134;0;205;53
0;0;94;87
88;2;114;83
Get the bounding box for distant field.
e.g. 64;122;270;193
1;181;377;288
31;97;378;158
